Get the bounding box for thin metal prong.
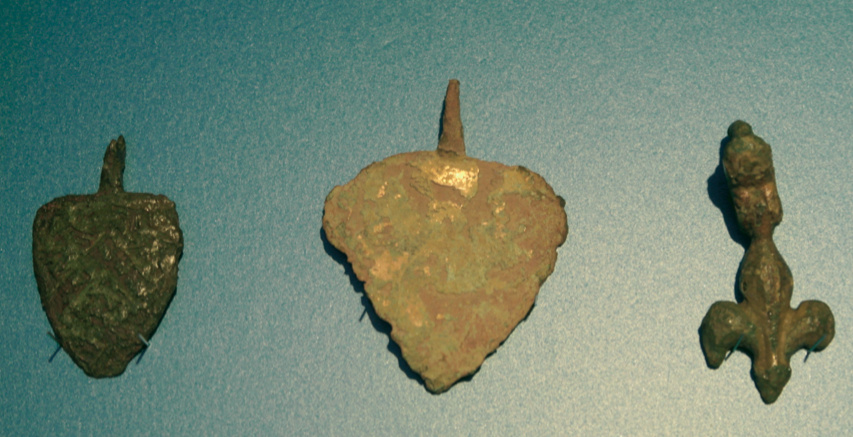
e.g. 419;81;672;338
725;335;744;361
804;334;827;363
136;333;150;365
137;333;150;347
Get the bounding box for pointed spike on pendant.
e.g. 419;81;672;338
437;79;465;157
98;136;127;194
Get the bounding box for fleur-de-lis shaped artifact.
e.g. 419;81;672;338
700;121;835;404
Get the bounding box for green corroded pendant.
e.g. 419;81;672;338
33;136;183;377
323;81;568;393
700;121;834;404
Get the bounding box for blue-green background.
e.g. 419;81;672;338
3;1;852;435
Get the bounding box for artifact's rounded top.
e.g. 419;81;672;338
727;120;753;138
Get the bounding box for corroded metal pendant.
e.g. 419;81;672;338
323;81;568;393
700;121;834;404
33;136;183;377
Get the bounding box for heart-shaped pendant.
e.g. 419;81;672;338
33;136;183;377
323;80;568;393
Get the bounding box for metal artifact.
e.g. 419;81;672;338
323;80;568;393
700;121;834;404
33;136;183;377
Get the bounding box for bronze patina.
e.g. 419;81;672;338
33;136;183;377
700;121;834;404
323;80;568;393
